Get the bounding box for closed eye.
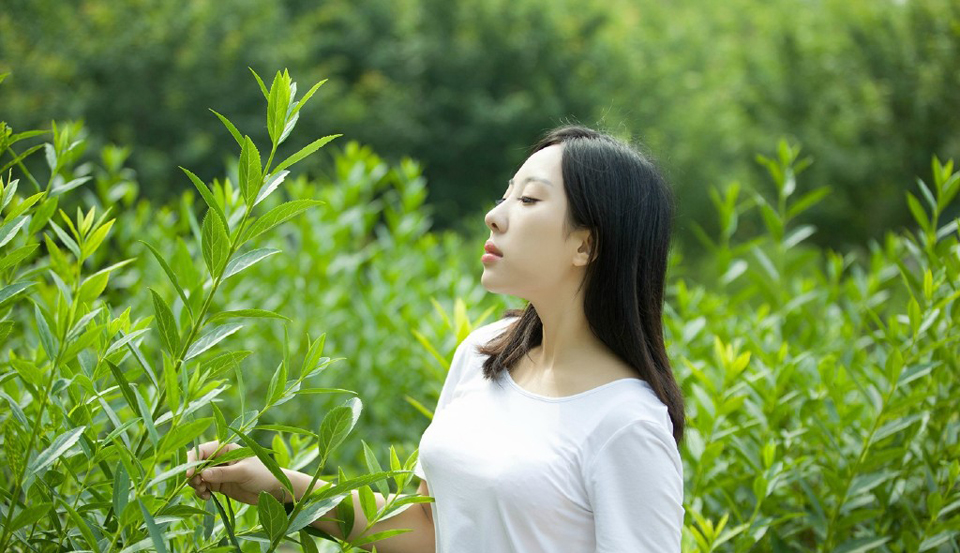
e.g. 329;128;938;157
494;197;538;205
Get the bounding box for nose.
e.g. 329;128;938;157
484;201;504;233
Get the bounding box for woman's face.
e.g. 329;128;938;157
481;144;593;301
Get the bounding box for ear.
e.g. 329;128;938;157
572;229;596;267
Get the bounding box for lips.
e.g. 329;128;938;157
484;241;503;257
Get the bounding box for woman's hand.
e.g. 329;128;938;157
186;441;287;505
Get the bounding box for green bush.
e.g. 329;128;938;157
1;65;959;551
0;70;428;553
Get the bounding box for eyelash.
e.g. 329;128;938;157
494;197;537;206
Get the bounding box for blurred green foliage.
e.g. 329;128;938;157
2;0;958;254
3;79;959;548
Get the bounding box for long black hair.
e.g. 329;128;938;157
476;124;685;445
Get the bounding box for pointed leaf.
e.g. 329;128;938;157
239;136;263;207
140;240;193;319
139;499;169;553
258;490;288;540
34;303;59;359
254;170;289;206
150;289;180;355
0;281;34;305
30;426;86;474
230;427;293;494
180;167;228;231
201;211;230;276
184;323;243;360
318;397;363;464
223;247;280;280
242;199;323;244
0;215;27;248
273;135;341;175
209;109;243;147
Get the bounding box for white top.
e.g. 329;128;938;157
414;317;684;552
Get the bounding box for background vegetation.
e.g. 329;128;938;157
1;0;958;250
1;0;959;550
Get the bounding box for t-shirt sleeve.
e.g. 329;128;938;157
413;329;478;480
585;419;684;552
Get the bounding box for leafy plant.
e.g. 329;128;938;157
0;69;429;552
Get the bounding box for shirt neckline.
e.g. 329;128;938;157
503;369;651;403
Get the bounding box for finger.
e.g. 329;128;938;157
208;442;241;460
188;474;203;489
199;463;247;484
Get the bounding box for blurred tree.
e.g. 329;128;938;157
1;0;957;252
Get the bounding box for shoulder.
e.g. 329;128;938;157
583;414;682;483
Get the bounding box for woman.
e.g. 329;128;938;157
187;124;686;552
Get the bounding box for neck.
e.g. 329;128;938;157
527;291;606;375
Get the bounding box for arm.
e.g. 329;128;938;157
187;442;435;553
283;469;436;553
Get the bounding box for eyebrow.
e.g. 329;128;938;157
508;176;553;187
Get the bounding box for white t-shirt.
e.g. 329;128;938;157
414;316;684;552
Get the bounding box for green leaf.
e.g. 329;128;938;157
27;195;58;235
906;192;930;231
358;484;379;524
9;502;52;533
4;191;44;221
267;360;288;404
230;427;293;495
336;483;355;539
159;418;213;455
290;79;328;118
249;67;269;99
201;210;230;276
254;170;289;206
50;175;91;196
318;397;363;465
352;529;413;548
34;303;59;360
257;424;318;437
184;323;243;361
241;199;324;244
106;360;145;420
223;247;280;280
300;529;320;553
267;71;292;146
834;536;890;553
0;243;38;270
0;215;27;247
209;109;244;147
180;167;228;231
140;240;194;320
61;498;100;551
201;350;252;380
163;356;180;412
299;333;327;378
0;281;34;305
150;289;180;355
239;136;263;208
212;402;228;442
272;135;341;175
288;494;348;534
139;499;170;553
114;463;130;521
30;426;86;474
258;490;288;541
207;309;291;325
77;268;110;302
363;441;389;498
